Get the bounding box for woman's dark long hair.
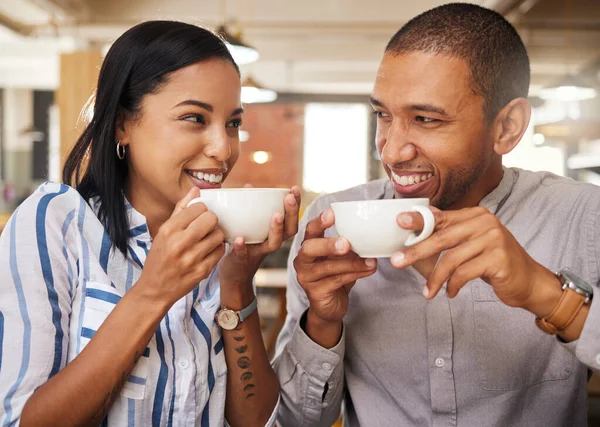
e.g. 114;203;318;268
62;21;239;255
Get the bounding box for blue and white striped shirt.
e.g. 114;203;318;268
0;182;277;426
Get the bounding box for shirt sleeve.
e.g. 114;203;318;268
272;196;346;427
0;184;81;425
559;193;600;371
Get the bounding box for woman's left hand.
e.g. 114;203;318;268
218;186;301;302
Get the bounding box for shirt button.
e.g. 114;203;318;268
322;362;332;371
179;359;190;369
434;357;445;368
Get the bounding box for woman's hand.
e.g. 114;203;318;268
139;187;226;307
218;186;301;305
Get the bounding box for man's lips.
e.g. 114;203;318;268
390;170;435;196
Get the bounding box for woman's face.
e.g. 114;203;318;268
119;58;242;221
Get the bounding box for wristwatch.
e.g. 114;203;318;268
535;269;593;335
215;296;258;330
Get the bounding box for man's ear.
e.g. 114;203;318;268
492;98;531;156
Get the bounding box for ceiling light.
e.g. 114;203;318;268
532;133;545;146
252;151;271;164
539;74;597;102
216;25;259;65
241;76;277;103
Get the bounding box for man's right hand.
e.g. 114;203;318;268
294;208;377;348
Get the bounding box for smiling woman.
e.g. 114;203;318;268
0;20;298;427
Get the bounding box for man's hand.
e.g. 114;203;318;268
294;208;377;347
391;206;561;318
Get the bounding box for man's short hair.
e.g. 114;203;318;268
386;3;530;123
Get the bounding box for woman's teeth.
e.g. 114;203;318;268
392;172;433;186
190;171;223;184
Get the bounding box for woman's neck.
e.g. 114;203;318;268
124;181;174;239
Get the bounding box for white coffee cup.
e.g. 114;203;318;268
330;198;435;258
187;188;288;244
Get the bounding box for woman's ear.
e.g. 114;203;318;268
115;109;129;146
492;98;531;156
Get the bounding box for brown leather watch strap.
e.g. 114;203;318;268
535;287;586;335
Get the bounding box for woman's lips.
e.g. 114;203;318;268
185;170;224;189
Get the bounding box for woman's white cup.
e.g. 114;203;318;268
331;198;435;258
187;188;288;244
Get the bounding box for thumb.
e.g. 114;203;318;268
171;187;200;218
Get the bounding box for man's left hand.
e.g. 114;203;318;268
391;206;559;315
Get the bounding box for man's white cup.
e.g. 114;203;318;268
330;198;435;258
187;188;288;244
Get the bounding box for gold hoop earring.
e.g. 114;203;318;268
116;140;126;160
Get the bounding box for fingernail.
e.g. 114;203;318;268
321;210;331;223
399;213;413;226
365;258;376;268
275;213;284;224
288;196;297;206
391;252;405;266
335;238;345;253
422;286;430;298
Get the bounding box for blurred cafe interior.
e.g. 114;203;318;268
0;0;600;424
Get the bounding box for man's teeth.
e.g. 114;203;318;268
392;172;433;186
192;172;223;183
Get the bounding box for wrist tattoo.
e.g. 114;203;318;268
234;344;248;354
233;336;245;342
240;371;253;381
237;356;251;369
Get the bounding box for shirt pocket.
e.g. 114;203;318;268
79;281;151;400
471;279;574;391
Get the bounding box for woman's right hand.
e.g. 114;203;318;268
138;187;226;307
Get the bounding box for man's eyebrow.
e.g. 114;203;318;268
369;97;384;108
409;104;449;116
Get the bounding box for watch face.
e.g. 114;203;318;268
217;310;239;330
562;269;594;294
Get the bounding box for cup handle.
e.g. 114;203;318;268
187;196;205;208
403;205;435;247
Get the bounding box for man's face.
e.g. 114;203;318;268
371;51;498;210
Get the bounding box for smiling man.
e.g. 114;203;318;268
273;3;600;427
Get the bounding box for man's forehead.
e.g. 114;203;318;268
372;52;474;110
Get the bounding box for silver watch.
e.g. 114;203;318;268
556;269;593;304
215;296;258;330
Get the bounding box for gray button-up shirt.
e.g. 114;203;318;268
273;168;600;427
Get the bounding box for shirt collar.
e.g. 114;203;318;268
125;199;152;243
88;195;152;244
479;167;517;214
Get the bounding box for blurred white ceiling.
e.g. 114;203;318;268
0;0;598;96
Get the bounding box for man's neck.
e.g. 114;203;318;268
449;161;504;210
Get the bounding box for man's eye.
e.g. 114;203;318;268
416;116;438;123
373;111;389;119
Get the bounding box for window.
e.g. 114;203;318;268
303;103;369;194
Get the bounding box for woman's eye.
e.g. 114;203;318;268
182;115;205;124
228;119;242;128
